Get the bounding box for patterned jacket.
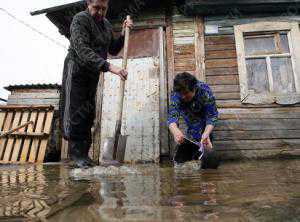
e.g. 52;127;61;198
168;81;219;141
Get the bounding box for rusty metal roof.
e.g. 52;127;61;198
4;84;61;91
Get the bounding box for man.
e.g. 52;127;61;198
59;0;133;167
168;72;219;149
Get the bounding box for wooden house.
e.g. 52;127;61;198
31;0;300;162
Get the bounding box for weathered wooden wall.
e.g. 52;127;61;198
7;89;60;110
205;15;300;159
167;13;300;159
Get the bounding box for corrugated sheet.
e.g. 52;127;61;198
5;84;61;91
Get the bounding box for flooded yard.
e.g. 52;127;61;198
0;159;299;222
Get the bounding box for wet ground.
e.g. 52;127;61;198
0;159;299;222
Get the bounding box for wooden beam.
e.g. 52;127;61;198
159;27;170;157
194;16;206;81
166;17;175;97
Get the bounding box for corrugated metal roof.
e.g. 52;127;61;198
4;84;61;91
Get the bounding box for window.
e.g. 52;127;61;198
234;22;300;104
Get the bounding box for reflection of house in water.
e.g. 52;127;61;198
28;0;300;162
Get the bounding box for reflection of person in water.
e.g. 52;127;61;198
168;72;219;148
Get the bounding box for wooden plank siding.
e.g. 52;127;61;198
204;15;300;159
167;14;300;159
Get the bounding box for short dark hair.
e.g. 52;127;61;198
173;72;198;93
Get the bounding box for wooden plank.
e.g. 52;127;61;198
166;17;175;98
206;58;238;69
29;112;45;163
214;129;300;140
92;73;104;162
205;43;236;51
37;111;54;163
8;93;59;100
206;67;238;76
217;148;300;160
7;98;59;106
0;112;13;159
205;35;235;45
20;111;37;163
217;99;300;108
215;119;300;131
206;75;239;85
0;112;6;131
214;139;300;151
194;16;206;81
206;50;237;59
174;44;195;55
3;112;21;162
205;35;235;44
219;107;300;120
159;27;170;156
210;85;240;93
11;111;29;162
214;92;240;100
205;15;300;26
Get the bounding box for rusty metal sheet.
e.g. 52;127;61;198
109;29;160;59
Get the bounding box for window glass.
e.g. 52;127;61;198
246;58;269;93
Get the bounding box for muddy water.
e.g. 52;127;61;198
0;160;299;222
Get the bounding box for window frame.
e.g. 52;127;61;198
234;21;300;105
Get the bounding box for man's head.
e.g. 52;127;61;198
174;72;198;102
86;0;109;21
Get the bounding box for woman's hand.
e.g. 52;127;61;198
169;123;185;144
109;64;128;81
201;132;213;149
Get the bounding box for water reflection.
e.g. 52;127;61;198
0;160;299;221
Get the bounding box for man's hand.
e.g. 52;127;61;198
109;64;128;81
121;17;133;36
169;123;184;144
201;132;213;149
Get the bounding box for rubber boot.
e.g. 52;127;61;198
69;140;93;168
82;140;96;167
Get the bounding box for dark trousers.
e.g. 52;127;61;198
59;56;99;145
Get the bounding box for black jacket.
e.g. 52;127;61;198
68;10;124;74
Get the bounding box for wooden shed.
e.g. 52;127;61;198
31;0;300;162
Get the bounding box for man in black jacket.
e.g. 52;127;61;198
60;0;133;167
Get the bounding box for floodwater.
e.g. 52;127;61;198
0;160;299;222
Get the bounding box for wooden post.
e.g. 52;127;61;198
92;73;105;163
166;17;175;101
159;27;170;158
194;16;206;82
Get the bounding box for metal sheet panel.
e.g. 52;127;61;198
100;57;160;163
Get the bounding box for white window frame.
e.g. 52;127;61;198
234;21;300;105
